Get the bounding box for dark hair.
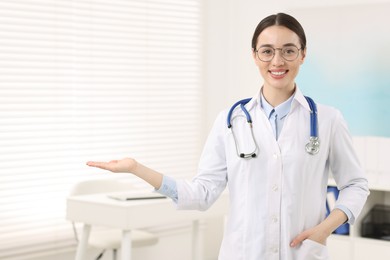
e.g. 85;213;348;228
251;13;306;51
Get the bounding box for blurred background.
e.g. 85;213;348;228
1;0;389;259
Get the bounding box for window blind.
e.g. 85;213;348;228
0;0;203;259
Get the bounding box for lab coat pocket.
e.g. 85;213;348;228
296;239;329;260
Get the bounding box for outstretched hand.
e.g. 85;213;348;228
86;158;137;173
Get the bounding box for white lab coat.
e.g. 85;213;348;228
176;87;369;260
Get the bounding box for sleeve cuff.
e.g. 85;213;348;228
335;205;354;224
155;175;178;203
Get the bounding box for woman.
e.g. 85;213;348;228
87;13;369;260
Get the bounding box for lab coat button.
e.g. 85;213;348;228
272;216;278;223
272;247;279;253
272;185;278;191
273;153;278;159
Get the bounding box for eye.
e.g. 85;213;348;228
283;47;298;55
259;47;274;56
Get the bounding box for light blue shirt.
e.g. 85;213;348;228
157;174;178;203
156;92;352;222
259;92;294;140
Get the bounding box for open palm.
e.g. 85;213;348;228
86;158;137;173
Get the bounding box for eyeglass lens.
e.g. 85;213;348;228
257;46;300;62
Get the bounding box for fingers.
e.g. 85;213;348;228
290;236;303;247
86;161;111;171
86;161;99;167
86;158;134;173
290;231;309;247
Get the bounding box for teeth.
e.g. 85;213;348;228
271;71;286;76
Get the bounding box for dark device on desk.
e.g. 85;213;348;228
361;204;390;241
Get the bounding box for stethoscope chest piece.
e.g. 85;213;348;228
305;136;320;155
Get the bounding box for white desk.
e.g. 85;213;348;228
66;192;229;260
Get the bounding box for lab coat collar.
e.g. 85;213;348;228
243;88;261;113
292;87;312;112
245;86;311;113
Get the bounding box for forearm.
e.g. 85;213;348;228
86;158;164;190
307;208;348;244
132;160;164;189
290;208;348;247
318;208;348;236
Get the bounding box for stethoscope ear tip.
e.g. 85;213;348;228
252;154;256;158
240;153;245;158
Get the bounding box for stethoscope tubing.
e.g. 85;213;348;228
227;98;252;128
304;96;318;138
227;95;320;158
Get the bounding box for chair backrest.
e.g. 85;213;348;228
69;178;137;244
70;178;135;196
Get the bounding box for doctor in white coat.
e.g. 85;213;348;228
87;13;369;260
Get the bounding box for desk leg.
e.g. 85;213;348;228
75;224;91;260
121;230;132;260
192;220;201;260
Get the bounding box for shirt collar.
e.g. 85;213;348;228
260;91;295;120
243;85;311;114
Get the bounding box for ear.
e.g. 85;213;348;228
252;49;259;63
300;48;307;64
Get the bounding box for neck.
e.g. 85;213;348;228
262;84;296;107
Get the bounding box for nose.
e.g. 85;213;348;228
271;49;285;66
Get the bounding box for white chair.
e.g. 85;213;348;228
69;178;159;260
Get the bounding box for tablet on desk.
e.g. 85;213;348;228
107;192;167;201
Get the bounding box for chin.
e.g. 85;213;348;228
266;79;294;90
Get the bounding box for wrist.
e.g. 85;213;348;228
122;158;138;173
316;223;332;238
319;209;348;236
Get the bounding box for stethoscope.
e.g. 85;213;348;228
227;96;320;159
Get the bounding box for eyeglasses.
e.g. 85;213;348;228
255;46;302;62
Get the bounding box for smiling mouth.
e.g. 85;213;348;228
270;70;288;76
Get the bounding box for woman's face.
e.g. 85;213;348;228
253;25;306;93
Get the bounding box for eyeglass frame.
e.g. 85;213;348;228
254;44;304;62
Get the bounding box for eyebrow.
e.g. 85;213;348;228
258;43;299;48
